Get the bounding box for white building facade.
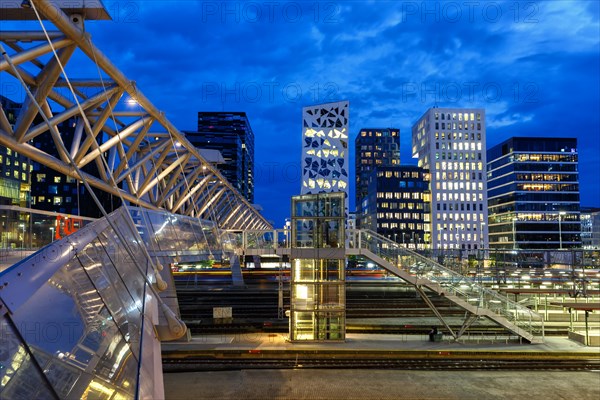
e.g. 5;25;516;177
301;101;349;213
412;107;488;251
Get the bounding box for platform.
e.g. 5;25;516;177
163;333;600;399
162;332;600;356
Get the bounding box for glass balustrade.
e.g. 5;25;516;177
348;229;544;341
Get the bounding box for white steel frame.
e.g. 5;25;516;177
0;0;271;230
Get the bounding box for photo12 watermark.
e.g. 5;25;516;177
400;1;540;24
199;1;341;23
400;81;539;104
201;81;340;104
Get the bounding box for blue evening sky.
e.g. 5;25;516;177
5;1;600;226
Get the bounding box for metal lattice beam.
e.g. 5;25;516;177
0;1;271;230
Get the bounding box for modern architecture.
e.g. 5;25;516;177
363;166;430;249
354;128;400;227
300;101;349;215
487;137;581;249
581;207;600;249
290;192;345;341
189;112;255;203
412;107;488;251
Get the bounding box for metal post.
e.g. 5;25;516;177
559;211;565;250
512;217;517;250
585;311;589;346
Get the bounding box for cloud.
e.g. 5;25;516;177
3;0;597;225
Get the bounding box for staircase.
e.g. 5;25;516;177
347;229;544;344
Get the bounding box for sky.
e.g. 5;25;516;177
4;0;600;227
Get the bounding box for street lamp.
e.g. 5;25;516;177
19;223;25;257
19;224;25;248
559;211;566;250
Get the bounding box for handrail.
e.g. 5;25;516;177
348;229;544;342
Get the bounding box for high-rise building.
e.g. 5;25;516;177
580;207;600;249
412;107;488;251
29;116;120;218
363;166;430;249
0;96;31;209
191;112;255;203
0;96;32;248
300;101;349;214
487;137;581;249
354;128;400;226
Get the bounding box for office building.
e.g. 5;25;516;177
191;112;255;203
412;107;488;251
29;116;120;218
0;96;32;248
354;128;400;227
487;137;581;249
300;101;349;214
363;166;430;249
581;207;600;249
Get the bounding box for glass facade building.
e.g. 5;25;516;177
290;192;345;341
364;166;430;249
354;128;400;227
487;137;581;249
188;112;255;203
580;207;600;249
412;108;488;251
29;116;120;218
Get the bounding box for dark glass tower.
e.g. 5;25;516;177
354;128;400;227
487;137;581;249
188;112;255;203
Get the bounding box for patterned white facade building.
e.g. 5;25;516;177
412;107;488;251
301;101;349;212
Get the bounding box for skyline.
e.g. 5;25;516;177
3;1;599;226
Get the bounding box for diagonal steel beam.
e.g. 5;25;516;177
221;203;243;228
138;152;191;198
22;85;120;142
171;174;212;213
113;118;153;177
0;103;14;136
0;37;72;72
156;162;202;208
230;209;250;230
0;132;159;210
197;187;226;218
13;44;77;142
136;145;174;196
77;116;152;168
115;139;169;185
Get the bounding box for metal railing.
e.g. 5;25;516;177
348;229;544;342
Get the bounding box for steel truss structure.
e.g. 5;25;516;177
0;0;271;230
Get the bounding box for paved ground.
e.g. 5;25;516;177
164;369;600;399
163;333;600;399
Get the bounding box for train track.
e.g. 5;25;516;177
162;357;600;372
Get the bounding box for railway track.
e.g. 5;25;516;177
162;357;600;372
